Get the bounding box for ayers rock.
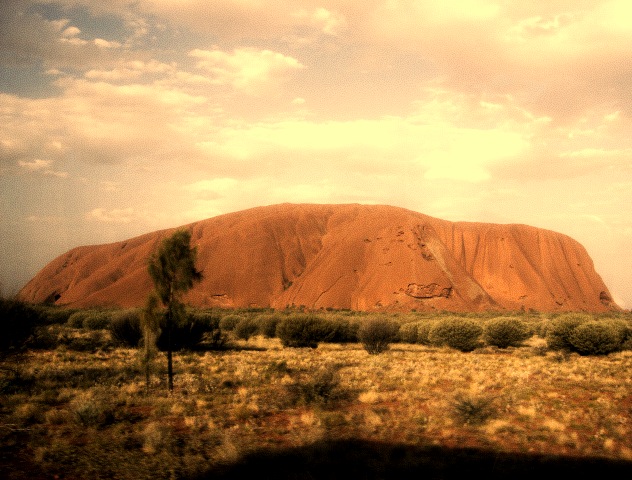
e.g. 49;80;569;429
18;203;619;312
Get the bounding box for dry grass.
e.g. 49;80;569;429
2;332;632;478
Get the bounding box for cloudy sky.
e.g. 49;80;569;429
1;0;630;308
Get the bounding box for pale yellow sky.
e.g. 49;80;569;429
1;1;631;307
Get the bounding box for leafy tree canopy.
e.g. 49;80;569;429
148;229;202;308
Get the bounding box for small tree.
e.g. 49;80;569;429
358;317;399;354
148;229;202;391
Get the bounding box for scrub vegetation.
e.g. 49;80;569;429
1;301;632;478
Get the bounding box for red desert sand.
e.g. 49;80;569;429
18;204;619;312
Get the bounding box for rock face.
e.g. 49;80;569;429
18;204;619;312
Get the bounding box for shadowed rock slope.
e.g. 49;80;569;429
18;204;619;312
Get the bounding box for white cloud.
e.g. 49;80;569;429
85;59;176;81
604;111;620;122
85;68;140;81
193;89;531;183
190;48;304;95
62;26;81;38
59;37;89;46
313;7;347;35
595;0;632;34
17;158;68;178
0;5;126;73
18;159;52;171
292;7;347;36
1;72;211;167
178;177;255;221
44;170;69;178
93;38;122;49
86;207;141;223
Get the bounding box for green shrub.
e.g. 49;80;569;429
417;321;437;346
429;317;482;352
29;325;62;350
531;319;550;338
0;299;43;354
156;311;219;351
109;310;142;347
276;314;331;348
266;360;291;376
234;317;259;340
452;394;496;425
12;402;46;426
286;366;343;406
219;314;244;332
203;328;228;350
323;317;359;343
197;312;223;345
398;320;437;344
82;311;112;330
546;313;591;351
73;395;115;427
399;322;420;344
568;321;623;355
157;323;202;351
39;307;75;325
483;317;532;348
67;311;88;329
605;319;632;344
358;317;399;354
191;311;222;330
613;319;632;350
256;314;282;338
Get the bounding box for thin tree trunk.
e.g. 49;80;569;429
167;349;173;391
144;330;151;393
167;310;173;392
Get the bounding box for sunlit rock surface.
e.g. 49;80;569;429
18;204;619;312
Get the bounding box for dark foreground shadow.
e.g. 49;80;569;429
194;439;632;480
